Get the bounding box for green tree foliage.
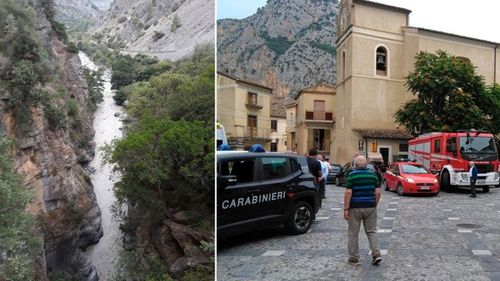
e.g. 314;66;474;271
105;51;214;279
82;67;104;111
170;14;182;32
395;50;493;135
108;117;213;215
111;56;137;89
110;54;172;103
477;84;500;135
113;250;173;281
0;138;43;281
153;31;165;41
0;1;45;109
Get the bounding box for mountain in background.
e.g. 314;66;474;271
218;0;339;114
90;0;112;11
88;0;214;61
54;0;101;31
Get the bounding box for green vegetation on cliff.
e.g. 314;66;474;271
0;138;43;281
104;45;214;280
0;0;89;130
260;31;293;58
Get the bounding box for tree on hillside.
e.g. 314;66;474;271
394;50;499;135
0;138;42;281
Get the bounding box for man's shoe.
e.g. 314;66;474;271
348;257;360;266
469;195;476;198
372;254;382;265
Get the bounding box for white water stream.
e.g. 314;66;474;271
79;52;123;280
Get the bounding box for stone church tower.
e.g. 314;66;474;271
331;0;500;164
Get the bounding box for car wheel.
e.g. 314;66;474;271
286;201;313;235
483;186;490;193
440;171;451;192
396;183;404;196
335;177;340;186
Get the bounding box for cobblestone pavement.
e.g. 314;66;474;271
217;184;500;281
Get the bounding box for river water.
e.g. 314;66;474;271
79;52;123;280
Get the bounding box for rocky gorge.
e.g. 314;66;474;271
0;0;103;279
1;0;214;279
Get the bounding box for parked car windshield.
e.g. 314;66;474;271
459;136;497;154
401;164;430;174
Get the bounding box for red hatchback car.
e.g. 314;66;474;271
384;162;440;196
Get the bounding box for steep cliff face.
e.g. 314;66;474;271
0;0;102;279
54;0;100;30
88;0;214;61
90;0;112;11
218;0;339;100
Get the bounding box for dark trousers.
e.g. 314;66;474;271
470;179;476;196
319;179;326;198
316;180;325;208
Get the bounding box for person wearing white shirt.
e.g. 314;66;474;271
317;154;329;199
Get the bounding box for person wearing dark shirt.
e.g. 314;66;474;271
344;155;381;266
307;148;323;207
307;148;323;184
469;161;478;198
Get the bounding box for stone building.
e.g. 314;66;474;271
286;84;336;157
217;72;273;150
270;114;287;152
333;0;500;164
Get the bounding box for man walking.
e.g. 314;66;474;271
344;155;382;266
469;161;478;198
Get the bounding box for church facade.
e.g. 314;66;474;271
332;0;500;164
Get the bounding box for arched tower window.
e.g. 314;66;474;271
376;46;388;76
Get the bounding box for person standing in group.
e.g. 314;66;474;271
325;157;332;171
316;154;329;199
307;149;323;206
343;155;382;266
351;151;361;166
469;161;478;198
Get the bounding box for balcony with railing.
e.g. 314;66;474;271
245;126;271;139
305;111;334;123
246;101;264;110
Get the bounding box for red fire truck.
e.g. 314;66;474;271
408;130;500;192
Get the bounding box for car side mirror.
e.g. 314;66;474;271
219;175;238;188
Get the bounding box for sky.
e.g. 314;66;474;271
374;0;500;43
217;0;267;20
217;0;500;43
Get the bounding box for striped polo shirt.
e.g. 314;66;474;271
347;168;380;208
